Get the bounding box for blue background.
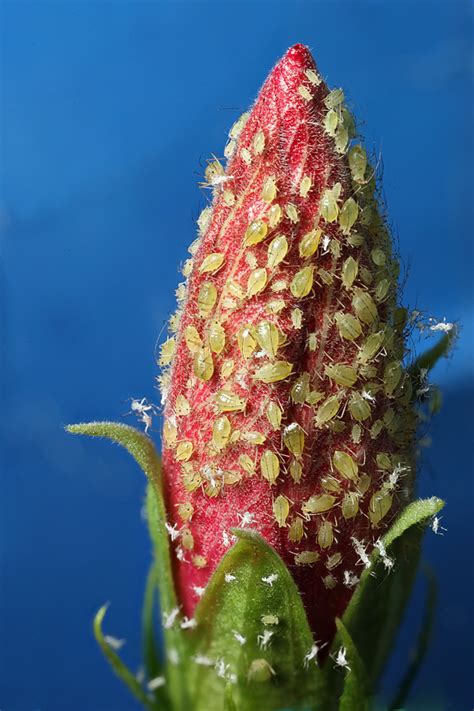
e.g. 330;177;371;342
1;1;473;709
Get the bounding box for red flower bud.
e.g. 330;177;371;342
159;44;415;646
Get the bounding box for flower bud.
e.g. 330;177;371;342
159;44;415;645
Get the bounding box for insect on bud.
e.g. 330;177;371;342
160;44;416;646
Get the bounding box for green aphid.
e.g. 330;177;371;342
369;487;393;525
260;450;280;484
352;288;378;325
208;320;226;354
315;395;341;426
357;330;385;363
291;372;310;403
318;520;334;549
295;551;320;566
342;492;359;519
332;450;359;480
283;423;305;457
325;364;358;387
349;391;372;421
197;282;217;317
255;320;280;358
212;415;231;450
302;494;336;515
339;198;359;235
324;88;344;110
273;495;290;527
320;184;341;222
384;361;403;395
193;347;214;381
248;659;274;683
324;109;339;136
267;234;288;269
290;266;314;298
375;278;390;302
341;256;359;289
335;312;363;341
371;247;386;266
255;361;293;384
348;144;367;183
334;124;349;153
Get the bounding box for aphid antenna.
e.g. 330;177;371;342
337;398;349;420
154;321;171;363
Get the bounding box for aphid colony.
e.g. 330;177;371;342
160;45;416;645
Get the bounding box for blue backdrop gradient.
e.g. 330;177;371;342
1;1;473;710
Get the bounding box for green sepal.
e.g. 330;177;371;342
410;331;456;378
66;421;162;488
93;604;158;711
332;497;444;692
66;423;191;710
142;562;165;700
388;566;437;711
146;483;192;710
224;683;238;711
187;528;328;711
335;619;370;711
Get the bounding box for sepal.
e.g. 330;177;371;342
187;528;328;711
330;497;444;692
66;423;191;709
93;604;159;710
335;619;370;711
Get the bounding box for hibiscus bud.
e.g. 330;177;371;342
159;44;415;646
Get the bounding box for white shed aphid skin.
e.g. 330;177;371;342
303;641;327;668
261;573;279;586
168;648;180;665
162;607;180;630
361;388;376;402
140;412;153;434
126;397;158;417
257;629;274;650
374;539;394;571
200;157;233;190
428;319;455;333
333;646;351;672
351;537;371;569
104;635;125;651
192;585;206;598
431;515;447;535
147;676;166;691
196;210;211;241
416;367;431;398
165;522;180;541
215;659;228;678
233;631;247;646
222;530;237;547
193;654;214;667
180;617;197;630
238;511;256;527
386;463;410;490
175;546;186;562
225;572;237;582
322;234;331;252
343;570;360;588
